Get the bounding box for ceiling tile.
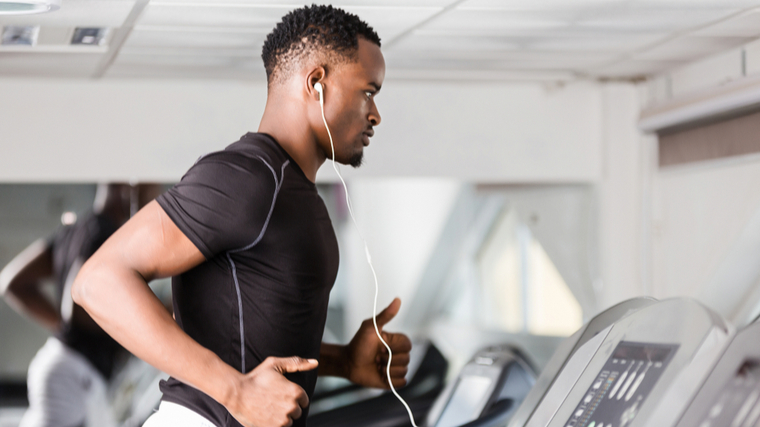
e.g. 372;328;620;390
420;9;575;33
531;33;666;52
691;9;760;37
634;36;750;61
0;0;755;82
390;33;523;52
385;50;611;72
36;26;74;45
138;3;439;43
632;0;760;7
150;0;449;6
137;4;290;28
575;4;744;33
331;5;442;42
125;28;265;49
460;0;627;10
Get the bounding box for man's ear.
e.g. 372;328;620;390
306;66;326;102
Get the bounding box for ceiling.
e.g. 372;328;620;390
1;0;760;82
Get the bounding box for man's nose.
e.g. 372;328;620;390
369;104;381;126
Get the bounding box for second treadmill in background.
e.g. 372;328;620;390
527;298;733;427
507;297;657;427
674;319;760;427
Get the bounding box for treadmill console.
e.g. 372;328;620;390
564;342;678;427
435;371;496;427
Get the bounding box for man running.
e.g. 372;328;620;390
72;5;411;427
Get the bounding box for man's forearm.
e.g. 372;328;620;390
72;259;241;408
318;343;350;378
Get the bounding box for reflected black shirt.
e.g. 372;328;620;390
156;133;339;427
51;211;124;379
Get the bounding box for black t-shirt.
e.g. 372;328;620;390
156;133;340;427
51;211;124;379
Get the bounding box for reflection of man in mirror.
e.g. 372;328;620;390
0;183;162;427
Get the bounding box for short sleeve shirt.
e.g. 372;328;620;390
156;133;339;427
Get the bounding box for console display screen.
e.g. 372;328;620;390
564;341;678;427
436;375;493;427
696;360;760;427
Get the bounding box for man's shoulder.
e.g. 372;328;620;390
219;132;289;170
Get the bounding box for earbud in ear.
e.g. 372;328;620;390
314;82;323;101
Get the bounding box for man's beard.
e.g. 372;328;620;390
348;151;363;168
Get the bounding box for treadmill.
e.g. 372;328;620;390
523;298;734;427
507;297;656;427
310;297;657;427
423;344;537;427
309;342;536;427
674;319;760;427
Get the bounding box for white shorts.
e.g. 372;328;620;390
142;401;216;427
19;337;116;427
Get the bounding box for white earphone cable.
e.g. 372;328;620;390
317;85;418;427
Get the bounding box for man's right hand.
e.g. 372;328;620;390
227;356;318;427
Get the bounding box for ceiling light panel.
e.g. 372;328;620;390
0;0;61;15
635;36;749;61
0;0;134;27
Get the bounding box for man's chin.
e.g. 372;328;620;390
348;152;364;168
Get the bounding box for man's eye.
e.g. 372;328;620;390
365;91;374;99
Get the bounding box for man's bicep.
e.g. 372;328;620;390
100;200;206;281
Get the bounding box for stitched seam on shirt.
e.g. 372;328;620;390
225;157;289;373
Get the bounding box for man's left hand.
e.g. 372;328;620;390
345;298;412;389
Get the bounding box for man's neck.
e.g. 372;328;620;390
258;94;326;183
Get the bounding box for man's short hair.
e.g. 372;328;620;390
262;4;381;86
